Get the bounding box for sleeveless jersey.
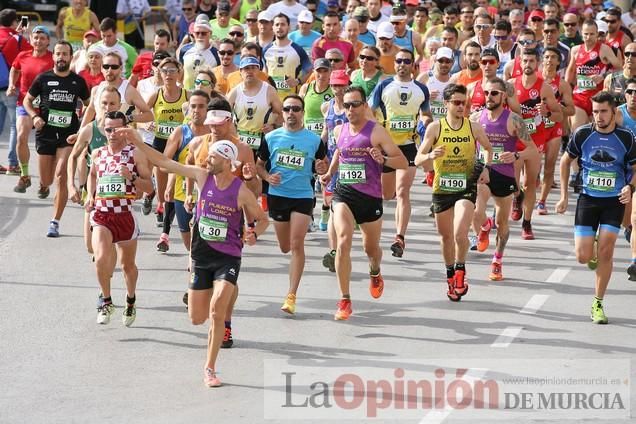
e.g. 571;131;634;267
94;144;138;213
325;98;347;159
515;76;545;142
457;69;482;87
607;71;629;105
153;88;187;140
94;80;131;119
304;81;333;136
351;69;382;98
427;72;450;120
174;124;197;202
478;109;516;178
181;45;220;90
432;118;476;194
469;80;486;114
234;81;271;150
263;42;310;100
543;74;561;129
379;54;396;75
510;56;522;79
573;42;607;97
336;121;382;199
86;120;107;167
394;29;414;52
606;30;624;53
192;176;244;258
64;7;91;51
619;104;636;133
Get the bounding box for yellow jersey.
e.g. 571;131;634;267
432;117;477;194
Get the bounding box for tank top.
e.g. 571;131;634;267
86;120;107;167
427;72;450;120
573;42;607;96
64;7;91;51
608;71;628;105
394;29;414;52
351;69;382;98
510;56;522;79
304;81;333;137
173;124;197;202
469;80;486;114
234;81;270;150
606;30;624;53
325;98;348;159
94;80;130;119
619;104;636;133
192;175;244;259
543;74;561;129
515;76;545;139
239;0;261;21
336;121;382;199
379;54;396;75
432;118;476;194
94;144;138;213
478;109;516;178
153;88;187;140
457;69;482;87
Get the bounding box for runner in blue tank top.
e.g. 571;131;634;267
616;79;636;256
557;91;636;325
126;131;269;388
320;86;408;321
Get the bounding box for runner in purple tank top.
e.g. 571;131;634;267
320;86;408;321
469;78;538;281
125;130;269;388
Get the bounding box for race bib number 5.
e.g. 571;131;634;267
587;170;616;192
276;149;305;170
198;216;228;242
97;175;126;198
439;172;467;193
479;146;504;164
47;109;72;128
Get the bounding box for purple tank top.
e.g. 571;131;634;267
337;121;382;199
195;175;243;258
478;109;516;178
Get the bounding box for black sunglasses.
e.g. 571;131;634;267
218;50;234;56
283;105;303;112
484;90;501;97
626;89;636;95
625;51;636;57
229;31;244;37
102;64;121;70
343;100;364;109
328;58;342;63
395;58;412;65
359;54;378;61
563;22;577;27
246;18;257;23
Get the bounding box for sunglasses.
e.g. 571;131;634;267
104;127;122;133
343;100;364;109
359;54;378;61
563;22;577;27
437;58;452;64
160;68;178;74
625;51;636;57
518;39;534;46
530;17;544;22
604;19;618;24
447;100;464;106
246;18;257;23
494;35;508;40
395;58;412;65
484;90;501;97
152;60;161;66
282;105;303;112
328;58;342;63
543;28;557;34
219;50;234;56
480;59;497;65
102;64;120;70
475;24;491;30
229;31;244;37
195;78;212;86
626;89;636;95
182;7;193;11
194;31;210;36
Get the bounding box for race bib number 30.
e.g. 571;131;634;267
276;149;305;170
339;163;366;184
587;170;616;192
47;109;72;128
439;172;467;193
524;117;538;134
198;216;228;242
97;175;126;198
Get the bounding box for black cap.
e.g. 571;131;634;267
153;50;171;61
218;1;231;13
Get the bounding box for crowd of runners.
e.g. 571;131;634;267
2;0;636;387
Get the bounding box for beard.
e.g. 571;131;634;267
468;62;480;71
486;100;501;110
55;61;70;72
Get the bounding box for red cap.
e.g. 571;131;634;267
330;69;350;86
405;0;419;5
84;29;100;39
528;10;545;20
188;22;196;34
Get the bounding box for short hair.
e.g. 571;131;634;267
208;96;233;112
481;48;499;62
494;20;512;33
344;85;367;102
241;41;262;58
54;40;73;56
104;52;123;66
544;18;560;28
475;13;493;24
626;77;636;86
397;48;415;61
443;83;467;101
0;9;17;27
360;45;381;58
606;6;622;17
543;46;562;63
195;66;217;87
158;57;181;69
100;17;117;32
591;91;617;108
219;38;235;47
485;77;507;92
273;13;290;25
582;19;598;29
444;5;459;15
325;48;344;59
325;11;340;19
441;26;458;37
104;111;127;124
283;94;305;109
155;29;171;42
415;6;428;14
190;89;211;102
519;28;536;38
464;40;482;53
522;48;540;60
101;85;122;100
509;9;524;18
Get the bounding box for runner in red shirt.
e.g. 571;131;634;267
466;48;521;115
77;44;105;90
503;28;538;80
128;29;172;87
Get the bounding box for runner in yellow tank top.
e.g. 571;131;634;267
56;0;100;52
415;83;492;303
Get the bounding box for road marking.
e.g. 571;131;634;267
545;267;571;283
491;326;523;348
520;294;550;314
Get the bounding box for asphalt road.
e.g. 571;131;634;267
1;131;635;424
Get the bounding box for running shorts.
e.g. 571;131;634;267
383;143;416;172
574;194;624;237
332;183;383;224
267;194;314;222
90;210;140;243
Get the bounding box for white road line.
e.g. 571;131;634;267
491;326;523;348
545;267;571;283
520;294;550;315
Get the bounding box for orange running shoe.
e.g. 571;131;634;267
369;273;384;299
446;277;460;302
334;298;352;320
453;270;469;297
489;262;503;281
477;220;491;252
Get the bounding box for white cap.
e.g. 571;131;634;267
435;46;454;60
194;14;212;32
208;140;241;167
597;11;607;21
258;10;273;21
596;20;609;34
377;21;395;39
298;10;314;23
87;44;104;56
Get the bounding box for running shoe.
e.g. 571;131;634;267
590;299;608;324
369;273;384;299
390;236;405;258
222;327;233;348
6;165;20;176
521;223;535;240
322;250;336;273
0;164;7;174
453;270;469;297
155;207;164;227
13;175;31;193
627;264;636;281
477;219;492;252
307;219;318;233
334;298;352;320
489;262;503;281
204;368;222;387
625;226;632;243
587;236;598;270
37;185;49;199
97;302;115;325
536;201;548;216
122;305;136;327
142;196;152;215
281;293;296;314
182;291;189;306
46;221;59;238
319;210;329;231
446;277;460;302
511;192;524;221
469;235;478;251
156;233;169;252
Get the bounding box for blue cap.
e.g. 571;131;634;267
239;56;261;69
603;0;614;9
32;25;50;36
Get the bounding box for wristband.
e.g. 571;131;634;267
126;113;134;124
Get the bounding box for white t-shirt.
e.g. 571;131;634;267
266;1;308;30
137;77;161;145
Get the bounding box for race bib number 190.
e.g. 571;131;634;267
439;172;467;193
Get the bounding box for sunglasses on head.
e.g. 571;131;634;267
195;78;212;86
282;105;303;112
447;99;464;106
229;31;244;37
102;64;120;70
395;58;412;65
484;89;501;97
219;50;234;56
343;100;364;109
359;54;377;61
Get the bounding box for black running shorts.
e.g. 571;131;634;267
332;183;383;224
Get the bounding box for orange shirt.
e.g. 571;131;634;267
457;69;483;87
226;69;270;93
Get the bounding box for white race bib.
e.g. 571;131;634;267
47;109;72;128
338;163;366;184
198;216;228;242
97;175;126;198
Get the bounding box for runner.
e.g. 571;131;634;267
298;58;333;138
23;41;90;237
320;86;407;320
370;48;431;258
556;91;636;324
469;78;538;280
255;95;328;315
417;47;453;122
350;45;384;98
85;111;154;326
414;83;493;301
604;42;636;105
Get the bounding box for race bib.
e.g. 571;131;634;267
587;170;616;192
47;109;72;128
276;149;305;170
388;116;415;133
273;76;290;90
157;122;180;138
543;115;555;128
97;175;126;198
305;119;324;135
430;101;447;119
439;172;467;193
479;146;504;164
577;75;596;91
524;117;538;134
198;216;228;242
338;163;366;184
238;130;262;149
